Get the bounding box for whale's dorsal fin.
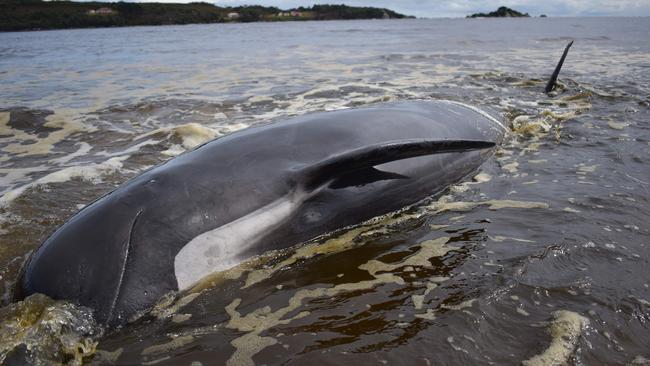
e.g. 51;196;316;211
302;139;495;190
545;40;574;93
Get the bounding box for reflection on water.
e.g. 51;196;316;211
1;17;650;365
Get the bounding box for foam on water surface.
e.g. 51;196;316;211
1;17;650;365
522;310;589;366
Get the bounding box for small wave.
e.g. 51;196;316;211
0;108;89;157
0;156;128;208
330;28;366;33
0;293;101;366
536;37;575;43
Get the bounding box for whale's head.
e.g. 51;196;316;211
16;196;147;327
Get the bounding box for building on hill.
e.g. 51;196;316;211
87;7;115;16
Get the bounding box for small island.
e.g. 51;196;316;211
467;6;530;18
0;1;413;32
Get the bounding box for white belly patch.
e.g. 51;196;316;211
173;195;298;290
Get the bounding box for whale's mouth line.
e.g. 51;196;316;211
107;208;144;324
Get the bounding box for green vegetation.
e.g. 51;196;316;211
0;1;412;32
297;5;405;20
467;6;530;18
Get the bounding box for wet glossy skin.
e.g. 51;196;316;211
1;17;649;366
18;100;503;328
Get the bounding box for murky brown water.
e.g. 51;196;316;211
1;17;649;365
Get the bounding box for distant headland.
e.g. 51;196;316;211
467;6;530;18
0;1;414;32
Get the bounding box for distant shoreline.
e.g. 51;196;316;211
0;1;413;32
2;18;422;34
467;6;531;18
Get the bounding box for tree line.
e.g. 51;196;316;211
0;1;412;32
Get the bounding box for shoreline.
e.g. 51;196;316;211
1;15;647;34
0;2;412;33
0;17;416;34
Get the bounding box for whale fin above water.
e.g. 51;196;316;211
329;167;409;189
545;40;574;93
302;139;496;190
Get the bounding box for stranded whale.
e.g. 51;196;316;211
17;100;506;328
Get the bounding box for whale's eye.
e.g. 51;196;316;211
302;209;322;223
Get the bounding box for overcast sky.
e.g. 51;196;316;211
120;0;650;18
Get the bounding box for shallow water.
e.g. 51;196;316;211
1;17;649;365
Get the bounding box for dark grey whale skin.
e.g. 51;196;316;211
17;100;505;328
